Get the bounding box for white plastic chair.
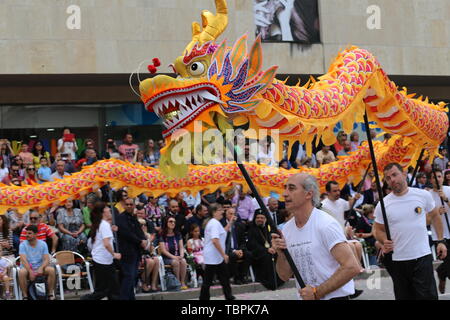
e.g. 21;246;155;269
52;251;93;300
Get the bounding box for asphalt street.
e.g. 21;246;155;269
207;273;450;300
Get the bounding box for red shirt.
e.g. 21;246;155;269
20;223;54;242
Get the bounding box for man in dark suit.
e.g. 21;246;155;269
116;198;146;300
413;172;428;189
225;208;252;285
362;181;379;205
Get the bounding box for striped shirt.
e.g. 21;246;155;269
0;230;14;256
20;223;54;242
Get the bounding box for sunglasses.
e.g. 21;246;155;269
27;168;35;171
30;217;39;220
168;220;176;223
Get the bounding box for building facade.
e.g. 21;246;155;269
0;0;449;155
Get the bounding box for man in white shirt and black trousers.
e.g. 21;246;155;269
272;173;361;300
374;163;447;300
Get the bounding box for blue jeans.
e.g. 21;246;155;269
119;256;140;300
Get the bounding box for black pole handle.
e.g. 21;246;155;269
107;183;120;253
363;112;391;240
408;149;425;187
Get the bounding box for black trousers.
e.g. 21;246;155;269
391;254;438;300
81;261;120;300
228;251;252;281
199;262;233;300
434;240;450;281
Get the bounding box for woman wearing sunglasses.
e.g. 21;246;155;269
158;216;188;290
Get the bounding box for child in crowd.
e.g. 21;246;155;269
0;254;12;300
37;157;52;184
139;218;160;293
186;224;205;282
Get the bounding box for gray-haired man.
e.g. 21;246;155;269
272;173;360;300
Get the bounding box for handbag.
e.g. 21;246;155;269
28;275;48;300
164;272;181;291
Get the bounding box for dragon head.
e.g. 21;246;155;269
139;0;277;176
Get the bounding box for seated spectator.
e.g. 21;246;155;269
7;208;25;253
224;208;251;285
0;157;9;182
165;199;186;236
18;143;34;166
0;139;15;168
333;131;347;155
0;251;12;299
50;160;70;181
138;218;160;293
134;150;146;166
180;191;201;211
1;163;22;185
145;196;163;234
82;194;98;237
355;204;377;265
37;157;52;184
337;141;352;156
32;141;50;170
350;131;359;152
185;204;209;238
11;155;25;179
247;210;284;290
363;170;375;191
20;210;58;255
102;139;121;160
75;148;98;169
362;181;379;205
50;153;76;174
300;156;314;168
201;189;221;206
24;165;38;185
143;139;160;167
18;225;56;300
0;215;15;265
279;159;291;170
232;188;255;226
186;224;205;277
57;200;87;253
158;217;188;290
316;145;336;166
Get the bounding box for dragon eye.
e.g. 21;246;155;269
189;62;205;76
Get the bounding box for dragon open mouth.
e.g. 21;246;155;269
145;84;222;138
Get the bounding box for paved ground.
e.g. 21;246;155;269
206;273;450;300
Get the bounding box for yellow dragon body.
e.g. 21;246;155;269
0;0;447;213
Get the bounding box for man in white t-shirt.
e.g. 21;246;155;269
321;181;363;272
272;173;360;300
428;169;450;293
374;162;447;300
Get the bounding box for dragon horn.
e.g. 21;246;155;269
184;0;228;53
